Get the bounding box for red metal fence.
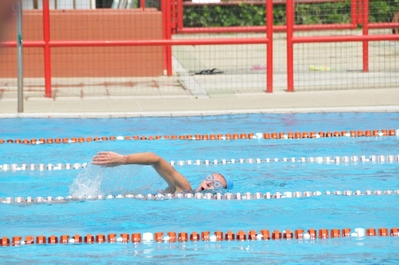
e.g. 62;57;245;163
286;0;399;91
175;0;358;33
1;0;399;98
2;0;273;97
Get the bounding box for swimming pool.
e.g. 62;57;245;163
1;112;399;264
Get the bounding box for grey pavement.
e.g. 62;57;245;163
1;85;398;117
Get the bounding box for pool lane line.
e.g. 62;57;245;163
1;227;398;246
0;162;88;171
1;129;398;145
1;189;398;205
1;154;399;172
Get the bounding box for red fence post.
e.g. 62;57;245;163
286;0;294;92
177;0;183;32
362;0;369;72
165;0;172;75
171;0;177;34
43;0;52;98
351;0;358;26
162;0;167;70
162;0;172;75
266;0;273;93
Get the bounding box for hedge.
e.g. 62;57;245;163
183;0;399;27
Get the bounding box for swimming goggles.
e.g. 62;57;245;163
205;174;224;190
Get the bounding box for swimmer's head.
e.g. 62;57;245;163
196;173;234;191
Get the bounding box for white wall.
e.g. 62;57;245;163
22;0;95;10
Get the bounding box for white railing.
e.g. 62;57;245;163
22;0;95;9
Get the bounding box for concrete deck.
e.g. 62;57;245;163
1;85;399;117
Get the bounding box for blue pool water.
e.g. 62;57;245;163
0;113;399;264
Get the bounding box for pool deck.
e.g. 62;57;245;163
1;84;399;117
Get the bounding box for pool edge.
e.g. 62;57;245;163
1;105;399;118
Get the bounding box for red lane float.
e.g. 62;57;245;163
96;234;106;243
1;227;398;247
190;232;200;241
60;235;69;244
1;129;398;144
85;234;95;244
155;232;164;242
132;233;141;243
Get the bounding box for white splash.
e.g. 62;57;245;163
69;164;164;197
69;164;104;197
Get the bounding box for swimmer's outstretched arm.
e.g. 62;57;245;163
91;151;192;193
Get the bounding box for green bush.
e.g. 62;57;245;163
183;0;399;27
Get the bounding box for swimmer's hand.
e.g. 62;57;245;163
91;151;126;167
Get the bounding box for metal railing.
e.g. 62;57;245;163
2;0;273;98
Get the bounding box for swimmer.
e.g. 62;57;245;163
0;0;18;42
91;151;233;194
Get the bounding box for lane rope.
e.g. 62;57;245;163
1;129;398;145
1;227;398;246
1;189;398;205
1;154;399;172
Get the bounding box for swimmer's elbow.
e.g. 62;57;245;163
140;152;165;166
147;152;162;163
